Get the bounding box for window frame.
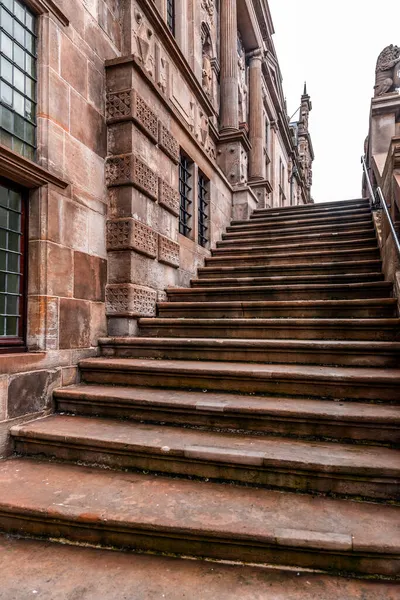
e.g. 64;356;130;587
179;151;193;239
0;175;28;354
166;0;175;35
197;169;209;248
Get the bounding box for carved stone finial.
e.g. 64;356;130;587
374;45;400;97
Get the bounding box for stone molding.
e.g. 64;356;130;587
0;144;68;189
105;284;157;317
106;218;158;258
25;0;69;26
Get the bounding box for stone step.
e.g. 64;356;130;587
166;281;393;302
198;260;383;279
229;213;372;232
0;458;398;576
79;358;400;402
12;415;400;500
223;220;374;240
98;337;400;368
2;535;398;600
54;384;400;445
190;273;384;289
209;246;379;267
246;206;372;224
217;228;378;252
138;317;400;341
253;198;370;216
156;299;399;319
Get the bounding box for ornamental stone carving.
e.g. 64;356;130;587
105;154;158;200
158;235;180;268
201;0;214;17
106;90;158;142
106;284;157;316
107;218;158;258
132;8;155;79
374;45;400;96
201;23;213;98
158;178;180;216
237;34;248;124
158;123;180;163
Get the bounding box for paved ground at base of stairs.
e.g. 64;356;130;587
0;535;399;600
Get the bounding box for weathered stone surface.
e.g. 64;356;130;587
158;234;180;268
0;375;7;421
70;89;107;158
7;369;61;419
158;178;180;216
106;218;158;257
106;284;157;316
74;252;107;302
105;154;158;200
60;33;88;97
106;90;159;143
59;299;91;349
61;366;79;387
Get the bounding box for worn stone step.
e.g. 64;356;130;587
156;299;399;319
138;318;400;341
209;247;380;267
191;273;384;289
166;281;393;302
217;229;377;248
54;384;400;445
253;198;369;216
98;337;400;368
229;213;372;232
12;415;400;500
198;260;383;279
0;458;398;576
2;536;398;600
246;206;372;224
223;220;374;240
79;358;400;402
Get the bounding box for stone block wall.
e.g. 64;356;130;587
0;0;122;456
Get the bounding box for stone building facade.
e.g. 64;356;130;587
0;0;313;454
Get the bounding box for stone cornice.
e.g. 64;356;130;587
133;0;216;118
218;129;252;153
24;0;69;26
0;145;68;189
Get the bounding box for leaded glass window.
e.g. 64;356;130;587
0;0;36;160
0;181;25;349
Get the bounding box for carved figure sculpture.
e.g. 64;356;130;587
374;45;400;96
201;24;213;97
237;35;248;124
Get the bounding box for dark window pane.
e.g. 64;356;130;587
0;249;6;269
14;112;24;137
0;272;5;289
6;315;18;336
25;74;34;98
9;210;20;231
24;143;33;160
0;186;7;207
7;231;19;251
0;205;7;225
6;293;18;314
9;190;20;211
0;316;4;335
1;105;13;130
7;273;19;293
25;121;33;143
8;251;19;273
0;293;5;313
1;128;12;147
13;136;23;154
0;229;6;249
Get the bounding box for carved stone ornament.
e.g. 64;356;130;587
159;178;180;216
158;123;180;163
106;284;157;317
132;9;155;79
374;44;400;96
105;154;158;201
237;34;248;124
201;0;214;17
107;218;158;258
158;234;180;268
106;90;158;142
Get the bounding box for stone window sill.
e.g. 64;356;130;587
0;145;68;189
24;0;69;26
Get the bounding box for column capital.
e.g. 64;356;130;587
246;48;263;62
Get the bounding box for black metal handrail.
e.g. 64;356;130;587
361;155;400;258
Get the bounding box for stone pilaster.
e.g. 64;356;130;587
248;50;264;182
219;0;238;133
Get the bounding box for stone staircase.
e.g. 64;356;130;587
2;198;400;594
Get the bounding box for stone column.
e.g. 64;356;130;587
248;50;264;181
219;0;238;132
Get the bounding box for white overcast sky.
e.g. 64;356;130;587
268;0;400;203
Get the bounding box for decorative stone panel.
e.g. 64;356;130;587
105;154;158;200
158;123;180;163
107;218;158;258
158;234;180;268
106;284;157;317
106;90;159;143
158;178;180;216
